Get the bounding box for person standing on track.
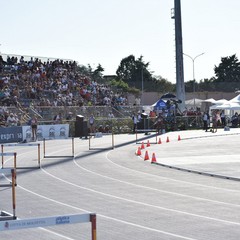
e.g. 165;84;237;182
30;115;38;141
89;114;95;133
211;110;219;133
203;111;209;132
132;113;138;133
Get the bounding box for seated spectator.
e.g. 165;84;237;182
66;112;73;120
108;112;114;118
0;114;5;127
7;112;17;126
53;112;62;124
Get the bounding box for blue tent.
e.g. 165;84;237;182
152;99;167;110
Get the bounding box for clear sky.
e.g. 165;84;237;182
1;0;240;83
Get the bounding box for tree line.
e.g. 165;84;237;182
77;54;240;93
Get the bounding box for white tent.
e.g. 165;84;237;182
210;95;240;110
203;98;216;104
229;94;240;103
210;102;240;110
185;98;203;108
203;98;228;104
214;99;228;104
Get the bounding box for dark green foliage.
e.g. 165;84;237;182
214;54;240;82
185;54;240;92
116;55;152;84
116;55;174;92
109;79;140;94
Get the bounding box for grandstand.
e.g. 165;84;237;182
0;53;204;135
0;53;136;125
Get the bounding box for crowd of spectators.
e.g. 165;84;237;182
0;54;129;126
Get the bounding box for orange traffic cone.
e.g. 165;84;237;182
166;136;170;143
158;138;162;144
141;142;145;149
146;140;150;147
144;150;150;161
178;135;181;141
136;147;141;156
151;153;157;163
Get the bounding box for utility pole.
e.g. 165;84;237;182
172;0;185;112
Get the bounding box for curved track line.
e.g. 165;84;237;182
3;138;240;240
40;166;240;227
104;150;240;193
3;175;198;240
72;158;240;208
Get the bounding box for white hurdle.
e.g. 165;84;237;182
135;129;158;144
1;143;41;168
0;153;17;185
89;131;114;150
0;152;17;171
0;213;97;240
0;168;17;220
43;137;75;158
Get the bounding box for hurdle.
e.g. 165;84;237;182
1;152;17;170
89;131;114;150
1;143;41;169
1;153;17;185
43;137;75;158
0;213;97;240
0;168;17;220
135;129;158;144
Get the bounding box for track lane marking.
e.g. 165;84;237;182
72;158;240;208
39;166;240;227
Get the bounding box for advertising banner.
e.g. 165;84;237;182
0;213;91;231
22;124;69;141
0;127;23;143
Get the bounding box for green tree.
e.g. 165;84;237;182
76;64;92;76
77;63;105;82
92;64;104;82
214;54;240;82
109;79;140;94
116;55;152;87
151;75;174;92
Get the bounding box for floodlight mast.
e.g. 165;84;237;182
172;0;185;112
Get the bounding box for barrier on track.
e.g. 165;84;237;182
0;153;17;186
1;143;41;169
0;213;97;240
43;138;75;158
89;131;114;150
135;129;158;144
0;169;17;220
1;152;17;171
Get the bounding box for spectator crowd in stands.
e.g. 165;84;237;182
0;54;128;126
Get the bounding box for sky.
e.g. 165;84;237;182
1;0;240;83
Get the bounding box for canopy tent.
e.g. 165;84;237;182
209;95;240;110
203;98;216;104
152;99;167;110
210;102;240;110
214;99;228;104
229;94;240;103
185;98;203;108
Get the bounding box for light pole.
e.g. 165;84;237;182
141;66;144;104
183;52;205;109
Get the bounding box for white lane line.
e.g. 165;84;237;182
72;158;240;208
104;150;240;193
39;228;76;240
40;166;240;227
74;136;240;192
3;174;198;240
